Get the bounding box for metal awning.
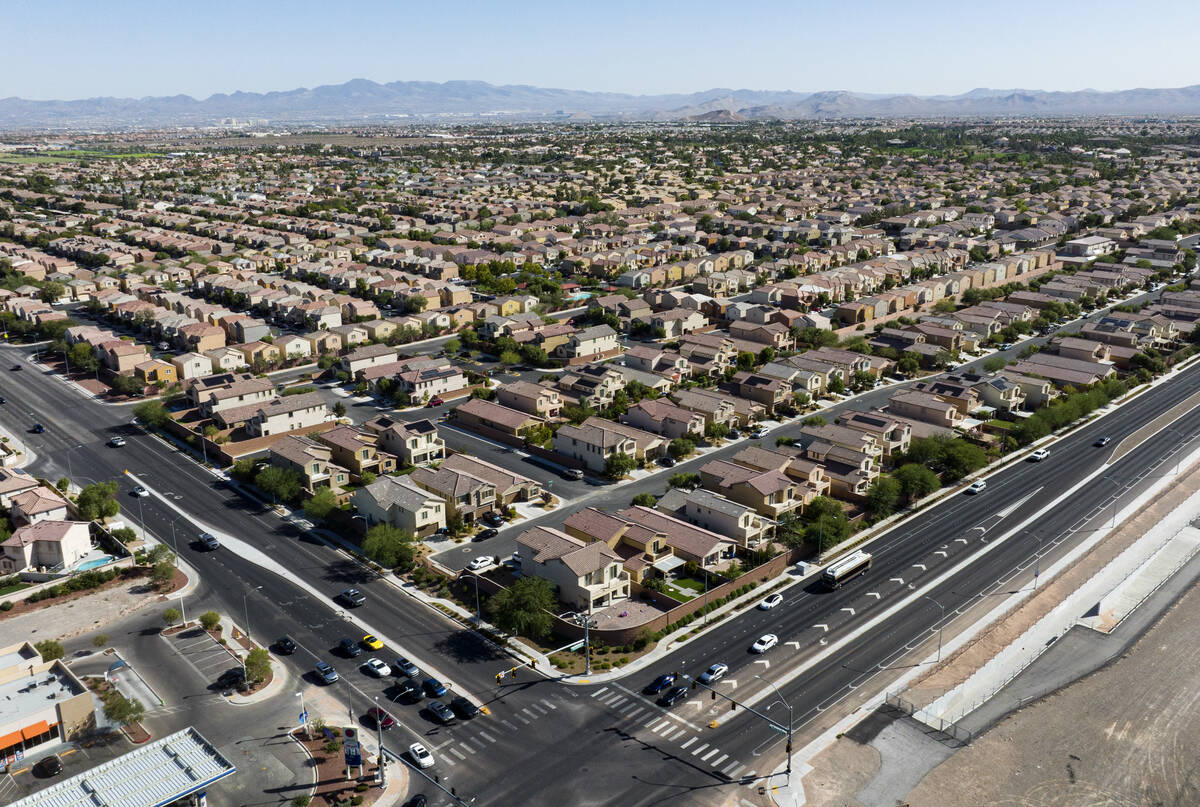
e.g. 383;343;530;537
651;555;687;573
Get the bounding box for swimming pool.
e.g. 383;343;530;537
76;555;115;571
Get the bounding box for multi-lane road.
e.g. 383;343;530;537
2;281;1197;804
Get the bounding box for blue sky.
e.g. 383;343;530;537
5;0;1200;100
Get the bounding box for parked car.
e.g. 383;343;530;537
314;661;339;684
423;677;447;697
199;532;220;550
1028;448;1050;462
1095;436;1111;447
338;588;366;607
217;667;247;691
467;556;492;572
409;742;435;768
34;754;63;777
646;673;676;694
727;429;742;440
658;455;677;468
474;528;499;541
659;685;691;707
426;397;444;407
758;593;784;610
481;512;505;527
697;662;728;685
395;679;424;702
361;634;383;651
274;636;297;655
364;658;391;677
394;656;419;678
563;468;584;481
365;706;395;730
108;436;126;447
339;638;362;657
966;480;987;494
427;700;455;724
450;695;481;719
405;795;428;807
750;634;778;653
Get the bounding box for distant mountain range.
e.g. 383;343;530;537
3;79;1200;129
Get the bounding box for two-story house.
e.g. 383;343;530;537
352;474;446;538
514;526;629;611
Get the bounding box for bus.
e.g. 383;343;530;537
821;550;872;590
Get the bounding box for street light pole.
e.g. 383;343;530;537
296;690;309;739
374;696;387;787
472;572;481;622
923;595;945;663
175;593;186;627
755;674;794;778
242;585;263;676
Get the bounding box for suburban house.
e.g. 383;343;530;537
454;398;544;439
187;373;275;417
439;453;542;506
555;324;620;361
654;486;773;549
698;459;808;518
554;421;639;473
352;475;446;538
394;363;467;402
514;526;630;611
268;435;349;495
217;392;333;437
10;487;70;526
314;426;397;481
170;352;213;380
411;464;497;524
361;415;445;467
341;344;398;375
496;381;563;419
0;520;92;574
621;399;705;439
887;390;965;428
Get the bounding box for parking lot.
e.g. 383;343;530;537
163;626;243;690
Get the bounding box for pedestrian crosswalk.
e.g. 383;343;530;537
424;685;761;787
588;685;758;783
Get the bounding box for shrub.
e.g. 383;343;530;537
0;601;12;611
162;607;180;626
35;639;65;660
323;740;342;754
92;633;109;648
199;611;221;631
292;797;311;807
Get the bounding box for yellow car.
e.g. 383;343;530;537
361;634;383;651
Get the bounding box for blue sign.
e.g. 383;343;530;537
344;740;362;767
299;710;308;723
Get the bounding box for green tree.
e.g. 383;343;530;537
244;647;272;684
332;401;347;418
34;639;64;660
894;463;940;502
801;496;850;550
487;576;556;640
604;452;636;479
668;472;701;489
362;524;415;569
499;349;521;365
254;466;303;502
827;376;846;395
896;353;921;376
152;562;175;589
39;282;65;303
668;438;695;459
199;611;221;631
303;487;339;520
134;385;170;419
865;476;902;519
110;374;145;397
67;341;99;373
443;338;461;355
983;355;1008;372
630;493;657;507
705;422;730;440
91;633;109;648
162;607;180;626
76;481;120;520
103;694;146;726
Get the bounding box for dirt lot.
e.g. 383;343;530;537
903;575;1200;807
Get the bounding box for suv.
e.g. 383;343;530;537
314;661;339;684
338;588;366;607
339;638;362;657
1028;448;1050;462
199;532;220;550
274;636;297;655
563;468;584;481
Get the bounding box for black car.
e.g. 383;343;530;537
450;695;481;719
659;685;691;707
199;532;220;550
34;754;63;777
727;429;742;440
474;528;499;541
1095;436;1111;447
646;673;676;695
658;456;677;468
217;667;247;692
481;512;504;527
338;587;366;607
394;679;424;702
10;364;20;371
339;637;362;657
31;423;45;434
0;396;6;404
405;795;428;807
274;636;297;655
427;700;455;724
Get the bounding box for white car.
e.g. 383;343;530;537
750;634;778;654
108;436;126;447
467;556;492;572
966;480;987;494
409;742;434;769
131;485;149;498
758;593;784;611
363;658;391;678
697;662;728;684
1028;448;1049;462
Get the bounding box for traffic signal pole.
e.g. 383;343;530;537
683;673;793;776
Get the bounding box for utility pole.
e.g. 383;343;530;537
755;675;794;778
242;585;263;676
374;696;386;787
923;595;945;663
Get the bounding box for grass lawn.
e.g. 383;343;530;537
0;582;29;596
986;419;1013;430
672;576;709;594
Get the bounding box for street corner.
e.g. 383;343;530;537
229;654;293;706
215;731;316;807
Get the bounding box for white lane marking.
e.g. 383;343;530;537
625;706;645;720
754;659;770;669
449;747;466;761
785;641;800;650
812;624;828;632
478;731;496;743
912;563;927;571
867;592;881;599
726;762;746;777
540;698;557;710
890;577;904;585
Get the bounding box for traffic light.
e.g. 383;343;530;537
730;700;737;711
511;667;518;680
711;690;716;700
495;673;503;685
691;680;697;690
528;658;536;668
786;741;792;754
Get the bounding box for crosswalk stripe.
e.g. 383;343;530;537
528;702;548;715
741;770;756;782
653;722;674;735
680;736;697;749
668;727;687;740
644;717;662;729
449;748;466;761
591;687;609;697
521;708;538;720
607;695;628;708
725;762;745;777
540;698;557;710
691;743;709;756
478;731;496;743
624;705;644;718
710;753;728;767
701;748;719;761
459;742;476;755
500;719;519;731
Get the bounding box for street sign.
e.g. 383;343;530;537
299;710;308;723
768;724;788;735
567;641;584;652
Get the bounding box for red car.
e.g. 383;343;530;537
426;397;445;407
365;706;395;730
